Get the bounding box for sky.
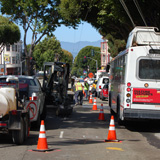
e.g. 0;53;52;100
20;22;102;44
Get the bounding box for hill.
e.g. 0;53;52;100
60;40;101;58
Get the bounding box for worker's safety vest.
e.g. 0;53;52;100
76;82;83;91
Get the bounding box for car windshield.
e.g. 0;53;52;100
19;78;37;86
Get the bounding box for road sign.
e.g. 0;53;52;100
26;101;38;120
88;72;94;78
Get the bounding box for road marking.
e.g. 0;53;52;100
106;147;124;151
59;131;64;138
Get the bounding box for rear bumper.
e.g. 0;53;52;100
124;108;160;120
0;121;8;128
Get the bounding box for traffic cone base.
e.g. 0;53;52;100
105;116;120;142
32;120;53;152
98;104;105;120
92;98;97;110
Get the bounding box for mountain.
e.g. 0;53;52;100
60;40;101;58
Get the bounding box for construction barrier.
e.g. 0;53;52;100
105;115;120;142
89;93;93;104
92;97;98;110
32;120;53;152
98;104;105;120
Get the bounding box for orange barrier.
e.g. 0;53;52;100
89;93;93;104
98;104;105;120
92;97;97;110
105;115;120;142
32;120;53;152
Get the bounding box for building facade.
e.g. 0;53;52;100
0;41;23;75
100;38;110;69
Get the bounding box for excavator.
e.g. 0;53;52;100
42;62;73;117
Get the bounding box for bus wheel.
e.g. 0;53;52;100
117;103;124;126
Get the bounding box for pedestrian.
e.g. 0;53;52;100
74;79;83;105
84;80;89;100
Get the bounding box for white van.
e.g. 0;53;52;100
96;76;109;97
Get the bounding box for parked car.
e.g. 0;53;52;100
100;83;109;100
0;75;46;127
96;76;109;98
18;75;46;124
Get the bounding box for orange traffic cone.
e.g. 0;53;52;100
98;104;105;120
92;97;97;110
32;120;53;152
105;115;119;142
89;93;93;104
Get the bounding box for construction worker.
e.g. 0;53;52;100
84;80;89;100
75;79;83;105
91;79;98;97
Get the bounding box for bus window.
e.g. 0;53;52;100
139;59;160;79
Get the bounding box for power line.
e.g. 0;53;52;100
133;0;147;26
119;0;136;27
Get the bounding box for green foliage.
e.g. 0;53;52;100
71;46;101;77
59;0;160;40
0;0;77;74
33;36;63;70
0;15;20;47
106;34;126;57
61;49;73;67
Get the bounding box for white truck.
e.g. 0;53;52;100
0;76;30;144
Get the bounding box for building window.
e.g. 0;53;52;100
12;57;16;64
6;45;10;51
103;55;105;63
102;43;106;52
12;45;17;52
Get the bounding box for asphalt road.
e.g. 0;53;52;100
0;98;160;160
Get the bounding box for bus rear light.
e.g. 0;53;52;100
126;99;130;103
127;88;131;92
127;104;130;107
126;93;131;97
99;86;101;89
144;83;149;88
127;82;131;87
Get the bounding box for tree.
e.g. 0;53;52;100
61;49;73;67
0;0;77;75
33;36;63;70
0;15;20;52
59;0;160;40
71;46;101;77
106;34;126;58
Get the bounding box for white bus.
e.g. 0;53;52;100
109;26;160;124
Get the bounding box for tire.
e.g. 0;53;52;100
109;91;112;107
23;116;29;140
12;117;25;145
117;96;124;126
101;93;104;101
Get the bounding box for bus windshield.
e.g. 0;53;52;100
139;59;160;79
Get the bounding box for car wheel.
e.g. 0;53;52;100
101;93;104;101
12;117;24;145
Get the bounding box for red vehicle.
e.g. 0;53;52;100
100;84;108;100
